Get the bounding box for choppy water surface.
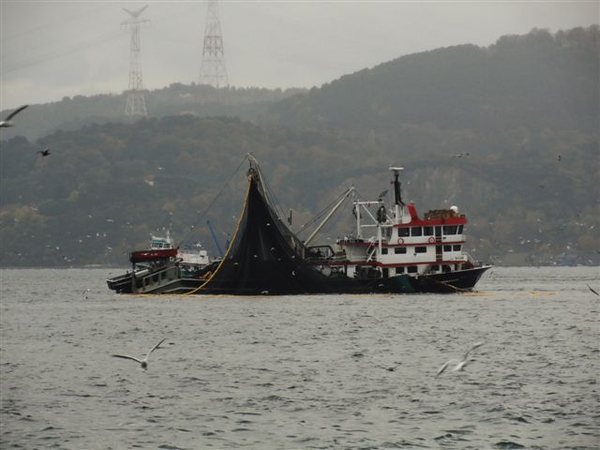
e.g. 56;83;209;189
1;266;598;449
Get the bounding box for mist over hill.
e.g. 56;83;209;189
0;85;306;142
268;27;598;134
1;26;598;267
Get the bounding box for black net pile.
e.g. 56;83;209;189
196;166;342;295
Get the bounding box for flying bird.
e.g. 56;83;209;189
377;362;402;372
587;284;599;296
37;149;51;157
436;341;484;377
112;338;165;370
0;105;28;128
453;152;470;158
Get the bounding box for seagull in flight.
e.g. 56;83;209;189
452;152;470;158
0;105;28;128
436;341;484;377
377;362;402;372
112;338;165;370
37;149;51;157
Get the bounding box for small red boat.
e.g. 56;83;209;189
129;248;178;264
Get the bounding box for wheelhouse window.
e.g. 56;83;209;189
411;227;422;237
407;266;418;273
424;226;434;236
397;227;409;237
444;245;452;252
381;248;388;255
394;247;407;254
458;225;464;234
453;245;462;252
415;246;427;254
395;267;405;274
443;225;458;235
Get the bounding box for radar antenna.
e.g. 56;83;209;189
389;166;405;206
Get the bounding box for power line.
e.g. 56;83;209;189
2;29;127;75
2;4;112;43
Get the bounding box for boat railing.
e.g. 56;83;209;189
135;264;180;293
464;252;482;268
366;243;378;262
305;245;335;264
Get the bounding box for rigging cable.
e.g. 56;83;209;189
296;187;356;238
177;154;249;247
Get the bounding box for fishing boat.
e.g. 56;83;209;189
180;157;490;295
106;231;212;294
303;166;491;293
107;157;490;295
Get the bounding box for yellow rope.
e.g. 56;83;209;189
182;177;252;296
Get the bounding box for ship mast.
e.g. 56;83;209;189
389;166;405;223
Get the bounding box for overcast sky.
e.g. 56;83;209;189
1;1;598;110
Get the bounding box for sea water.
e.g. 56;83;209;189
1;266;598;449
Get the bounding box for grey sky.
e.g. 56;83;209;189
1;1;598;110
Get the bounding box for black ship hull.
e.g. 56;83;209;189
407;266;491;293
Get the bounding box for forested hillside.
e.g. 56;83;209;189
0;27;598;267
0;84;305;142
269;27;598;134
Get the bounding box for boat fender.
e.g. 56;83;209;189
397;238;404;245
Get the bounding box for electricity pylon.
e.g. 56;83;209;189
199;0;229;88
122;5;149;116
